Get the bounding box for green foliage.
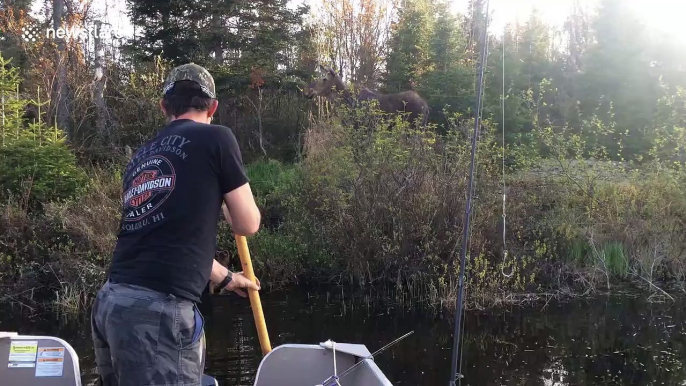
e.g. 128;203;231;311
0;171;121;311
248;229;308;285
648;86;686;166
0;54;28;145
0;139;88;205
379;0;686;163
218;159;328;285
109;57;170;146
247;159;299;204
577;0;659;159
602;242;628;278
568;239;591;266
290;106;533;297
0;52;86;206
126;0;308;70
532;122;686;285
4;0;686;312
385;0;435;91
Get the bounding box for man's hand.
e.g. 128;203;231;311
225;271;261;298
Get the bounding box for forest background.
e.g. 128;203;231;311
1;0;685;312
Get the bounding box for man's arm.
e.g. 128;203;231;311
215;125;259;235
221;203;232;226
210;259;230;285
223;183;261;236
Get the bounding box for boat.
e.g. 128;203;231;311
0;332;394;386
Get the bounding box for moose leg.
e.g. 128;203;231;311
209;250;231;294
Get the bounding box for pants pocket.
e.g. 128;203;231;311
177;303;205;384
178;303;204;349
108;303;162;369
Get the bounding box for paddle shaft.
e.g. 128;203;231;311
235;234;272;355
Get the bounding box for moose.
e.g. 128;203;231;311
304;66;430;127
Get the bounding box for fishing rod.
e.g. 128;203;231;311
448;0;491;385
318;331;414;386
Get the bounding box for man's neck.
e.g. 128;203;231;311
170;111;209;124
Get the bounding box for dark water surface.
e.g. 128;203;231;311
1;290;685;385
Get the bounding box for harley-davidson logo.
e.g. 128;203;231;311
129;171;158;207
122;155;176;222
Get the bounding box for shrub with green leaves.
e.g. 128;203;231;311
0;139;88;205
295;106;537;299
0;52;86;206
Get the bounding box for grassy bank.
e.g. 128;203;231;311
236;113;686;310
2;110;686;313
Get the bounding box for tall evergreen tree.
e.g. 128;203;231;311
577;0;661;159
385;0;434;92
126;0;307;71
429;2;463;73
419;2;473;115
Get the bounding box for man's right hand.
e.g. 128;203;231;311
225;271;261;298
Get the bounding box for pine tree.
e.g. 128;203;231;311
577;0;661;159
385;0;434;92
429;2;463;73
126;0;308;71
419;2;473;115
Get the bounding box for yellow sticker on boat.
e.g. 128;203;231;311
8;341;38;363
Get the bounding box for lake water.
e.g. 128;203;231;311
1;289;684;385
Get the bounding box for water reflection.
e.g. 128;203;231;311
1;290;685;385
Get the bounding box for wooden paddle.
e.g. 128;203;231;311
235;234;272;355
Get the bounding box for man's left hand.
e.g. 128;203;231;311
225;272;261;298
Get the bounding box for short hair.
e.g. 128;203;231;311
161;80;214;118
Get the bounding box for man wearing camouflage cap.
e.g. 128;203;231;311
91;63;262;385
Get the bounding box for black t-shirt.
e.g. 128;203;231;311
109;119;249;302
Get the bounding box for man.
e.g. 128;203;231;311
91;63;262;385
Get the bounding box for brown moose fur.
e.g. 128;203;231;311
305;67;430;127
209;250;231;294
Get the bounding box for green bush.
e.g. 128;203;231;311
0;171;120;311
246;159;300;206
292;107;535;298
0;139;88;205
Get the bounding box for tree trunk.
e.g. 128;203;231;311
94;21;108;143
1;95;5;147
53;0;70;137
212;14;222;64
257;89;266;156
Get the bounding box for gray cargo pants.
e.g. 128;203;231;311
91;280;206;385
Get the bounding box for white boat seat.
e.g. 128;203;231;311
254;343;392;386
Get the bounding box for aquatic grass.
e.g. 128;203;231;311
603;242;628;278
568;239;591;266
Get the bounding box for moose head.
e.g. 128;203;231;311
302;64;430;127
304;65;347;99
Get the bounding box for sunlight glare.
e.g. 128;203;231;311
452;0;686;42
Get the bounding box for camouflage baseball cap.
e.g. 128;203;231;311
162;63;216;99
